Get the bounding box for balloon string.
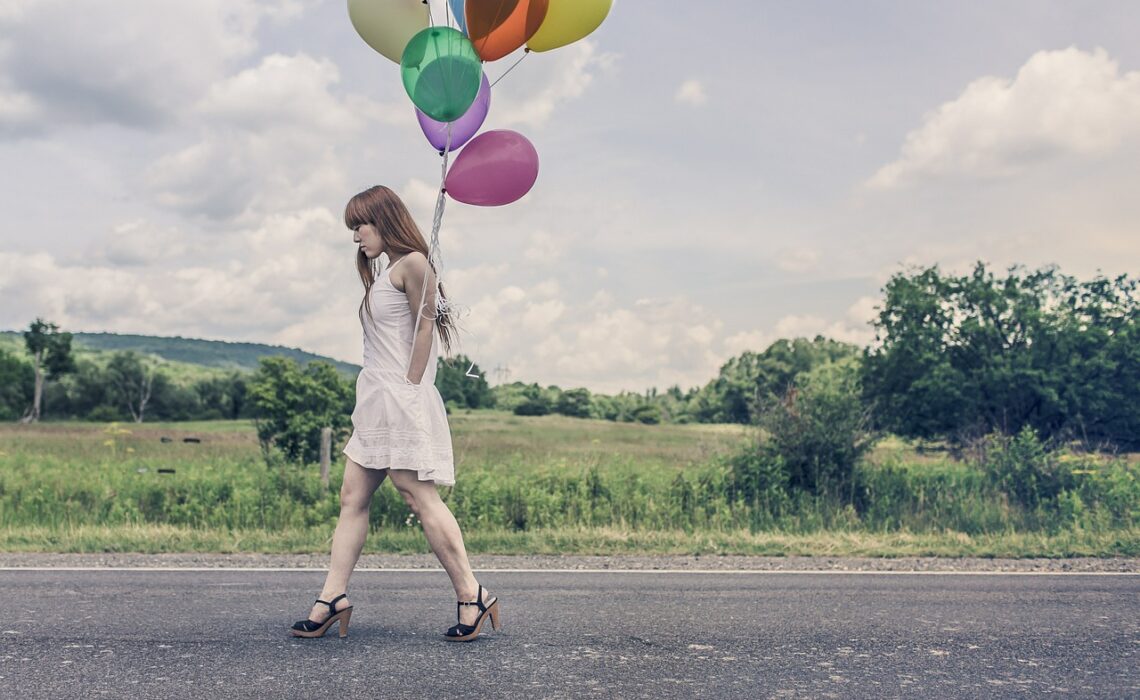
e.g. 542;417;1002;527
406;122;453;381
490;49;531;88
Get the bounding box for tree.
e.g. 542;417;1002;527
0;349;34;421
513;383;552;416
193;372;249;419
435;354;494;408
21;318;75;422
631;403;661;425
555;388;592;418
66;358;119;420
248;357;353;464
863;262;1140;449
105;351;163;423
692;337;861;424
756;357;879;501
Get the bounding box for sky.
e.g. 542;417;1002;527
1;1;1138;393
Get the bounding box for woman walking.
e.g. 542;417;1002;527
291;185;499;642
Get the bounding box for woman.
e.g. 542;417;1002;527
291;185;499;642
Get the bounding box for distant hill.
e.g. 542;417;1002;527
0;330;361;377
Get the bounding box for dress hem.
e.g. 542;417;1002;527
342;445;455;486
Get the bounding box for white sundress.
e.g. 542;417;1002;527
342;256;455;485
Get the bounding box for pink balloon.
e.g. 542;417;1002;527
444;130;539;206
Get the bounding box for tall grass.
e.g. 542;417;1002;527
0;415;1136;556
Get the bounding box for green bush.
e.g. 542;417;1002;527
757;358;879;502
631;404;661;425
974;426;1070;510
555;388;592;418
0;349;33;420
248;358;353;465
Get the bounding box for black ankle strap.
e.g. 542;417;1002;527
316;593;348;614
456;585;486;612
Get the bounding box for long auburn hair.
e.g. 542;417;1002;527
345;185;454;353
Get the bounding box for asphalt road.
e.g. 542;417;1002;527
2;569;1137;699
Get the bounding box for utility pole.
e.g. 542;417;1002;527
493;364;511;384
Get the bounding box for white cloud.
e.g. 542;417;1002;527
675;79;707;106
146;52;398;222
0;88;39;125
0;0;282;134
869;47;1140;189
441;262;509;302
495;40;618;128
846;295;880;327
101;220;188;267
775;246;819;272
0;206;363;355
523;231;564;264
196;53;367;133
722;303;877;365
400;178;443;218
448;281;881;393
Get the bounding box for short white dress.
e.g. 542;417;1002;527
342;256;455;485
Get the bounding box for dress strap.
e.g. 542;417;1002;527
385;255;408;275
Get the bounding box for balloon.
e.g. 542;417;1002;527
448;0;468;33
465;0;549;62
416;73;490;152
401;27;482;123
347;0;429;64
445;130;539;206
527;0;612;52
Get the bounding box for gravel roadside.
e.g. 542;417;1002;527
1;552;1137;572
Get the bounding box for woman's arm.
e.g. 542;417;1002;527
398;251;437;385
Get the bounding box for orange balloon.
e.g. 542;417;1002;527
465;0;549;62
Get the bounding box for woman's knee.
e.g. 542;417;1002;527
339;460;385;512
395;484;421;515
339;481;371;512
391;473;438;517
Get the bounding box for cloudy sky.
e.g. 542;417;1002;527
2;1;1138;393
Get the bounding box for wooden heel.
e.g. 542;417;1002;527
488;600;502;631
290;594;353;639
444;585;501;642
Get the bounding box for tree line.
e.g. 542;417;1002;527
5;261;1137;456
1;322;251;423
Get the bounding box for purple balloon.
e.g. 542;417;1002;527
416;72;490;152
445;130;539;206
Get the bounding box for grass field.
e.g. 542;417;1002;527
1;413;1136;557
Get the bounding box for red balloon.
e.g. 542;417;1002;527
465;0;548;61
445;130;539;206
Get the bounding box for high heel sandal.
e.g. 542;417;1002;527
291;593;353;638
444;584;501;642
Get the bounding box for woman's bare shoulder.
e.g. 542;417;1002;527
393;251;433;289
400;250;429;269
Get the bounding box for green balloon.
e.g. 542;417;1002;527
401;27;482;123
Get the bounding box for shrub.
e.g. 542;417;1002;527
631;404;661;425
555;388;592;418
248;358;354;465
972;426;1071;510
512;383;552;416
513;397;551;416
758;358;879;502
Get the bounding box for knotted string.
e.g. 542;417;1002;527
405;122;453;382
406;3;524;384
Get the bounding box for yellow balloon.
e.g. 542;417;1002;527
347;0;429;64
526;0;612;53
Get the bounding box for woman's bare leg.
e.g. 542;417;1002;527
307;458;387;621
387;469;486;624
